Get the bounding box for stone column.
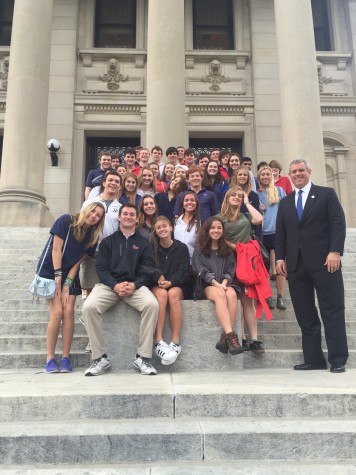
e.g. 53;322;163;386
0;0;54;226
146;0;186;153
274;0;326;185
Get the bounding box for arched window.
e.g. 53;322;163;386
94;0;136;48
0;0;14;46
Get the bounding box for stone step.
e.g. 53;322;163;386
257;319;356;333
0;310;55;322
1;306;356;324
0;298;85;310
1;348;355;371
0;351;91;369
2;296;356;310
1;461;356;475
243;349;356;369
1;417;356;464
2;369;356;423
1;330;355;353
0;335;89;352
256;333;356;349
0;298;355;371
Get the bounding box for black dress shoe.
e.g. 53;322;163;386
294;362;327;370
330;364;346;373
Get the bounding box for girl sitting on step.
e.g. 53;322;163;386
149;216;190;366
192;217;243;356
39;202;105;373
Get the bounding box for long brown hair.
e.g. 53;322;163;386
151;215;173;266
72;202;105;248
167;176;188;198
178;190;201;232
122;172;139;204
196;217;231;257
138;195;158;226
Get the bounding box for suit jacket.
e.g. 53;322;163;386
275;184;346;272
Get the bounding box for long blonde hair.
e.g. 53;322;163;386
137;166;157;193
72;202;105;248
220;186;244;222
257;165;280;205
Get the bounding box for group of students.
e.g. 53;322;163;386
37;145;294;375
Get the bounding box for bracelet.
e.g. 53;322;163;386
63;277;74;287
54;268;62;272
54;271;62;276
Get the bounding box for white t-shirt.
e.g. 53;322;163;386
173;215;198;262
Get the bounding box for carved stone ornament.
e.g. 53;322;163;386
0;56;9;90
99;58;128;91
201;59;229;92
317;61;332;93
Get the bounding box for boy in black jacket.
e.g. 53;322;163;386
82;203;159;376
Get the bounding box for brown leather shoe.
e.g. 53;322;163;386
215;333;228;354
225;331;244;355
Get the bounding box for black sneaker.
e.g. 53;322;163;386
276;296;286;310
266;298;274;310
242;339;250;351
249;340;265;354
215;333;228;354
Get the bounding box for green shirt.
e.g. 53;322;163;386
218;213;252;244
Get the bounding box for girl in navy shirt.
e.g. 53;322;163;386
40;202;105;374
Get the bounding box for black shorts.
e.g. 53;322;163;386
61;275;82;296
262;233;275;252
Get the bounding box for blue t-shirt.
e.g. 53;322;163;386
257;187;286;235
85;168;104;188
37;214;97;279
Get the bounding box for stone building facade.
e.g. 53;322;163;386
0;0;355;226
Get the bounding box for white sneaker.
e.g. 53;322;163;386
162;342;182;366
84;356;111;376
133;356;157;375
154;340;172;360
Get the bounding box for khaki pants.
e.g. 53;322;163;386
82;283;158;360
79;255;99;289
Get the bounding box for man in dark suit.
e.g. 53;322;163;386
276;159;348;373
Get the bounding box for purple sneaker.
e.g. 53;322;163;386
60;357;73;373
44;358;60;373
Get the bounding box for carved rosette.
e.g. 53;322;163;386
201;59;229;92
99;58;128;91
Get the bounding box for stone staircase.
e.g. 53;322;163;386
0;227;356;473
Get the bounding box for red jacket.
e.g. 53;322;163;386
235;240;272;320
